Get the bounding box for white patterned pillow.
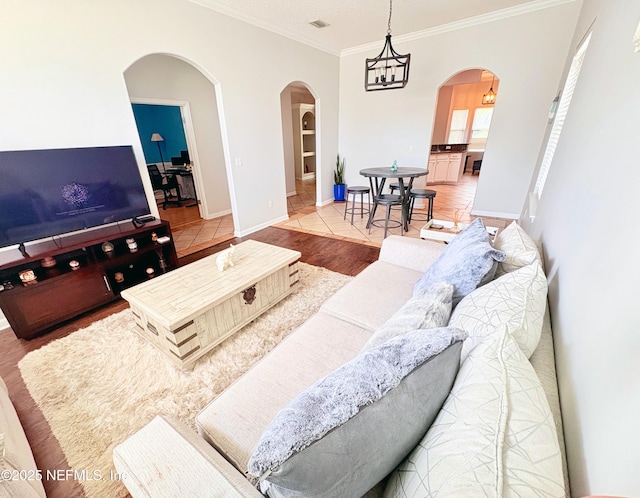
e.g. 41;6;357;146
384;326;565;498
493;221;542;276
449;262;547;360
362;281;453;351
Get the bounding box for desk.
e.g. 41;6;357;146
165;167;198;207
359;167;427;231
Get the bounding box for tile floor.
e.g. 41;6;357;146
159;170;511;257
278;172;511;247
158;203;235;258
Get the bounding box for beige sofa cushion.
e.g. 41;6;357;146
196;312;371;472
0;377;46;498
321;261;422;332
493;221;542;276
384;326;565;497
450;262;548;360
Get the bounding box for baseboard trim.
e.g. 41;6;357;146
317;198;335;207
470;209;519;220
204;208;232;220
234;215;290;237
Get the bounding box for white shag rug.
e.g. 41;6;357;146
18;262;351;498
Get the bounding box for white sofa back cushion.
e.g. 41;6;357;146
450;262;547;360
384;325;565;498
493;221;542;276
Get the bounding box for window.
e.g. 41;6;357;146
470;107;494;147
448;109;468;143
534;32;592;198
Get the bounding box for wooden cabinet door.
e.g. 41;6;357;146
433;156;448;182
426;156;437;184
0;269;113;339
446;154;463;182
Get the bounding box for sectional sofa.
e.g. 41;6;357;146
113;220;568;497
0;377;46;498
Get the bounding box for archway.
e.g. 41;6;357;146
279;82;318;215
123;54;236;240
428;69;499;222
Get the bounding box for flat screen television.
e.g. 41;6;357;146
0;145;151;250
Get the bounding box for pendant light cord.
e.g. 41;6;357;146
387;0;393;35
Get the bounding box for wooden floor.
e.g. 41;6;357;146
0;228;379;498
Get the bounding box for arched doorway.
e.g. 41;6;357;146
427;69;499;223
124;54;236;253
280;82;318;215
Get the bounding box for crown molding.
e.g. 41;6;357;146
189;0;341;55
189;0;577;58
341;0;577;56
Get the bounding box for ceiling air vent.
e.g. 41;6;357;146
309;19;330;29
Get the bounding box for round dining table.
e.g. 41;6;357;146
359;166;428;232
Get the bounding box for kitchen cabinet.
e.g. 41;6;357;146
426;152;464;184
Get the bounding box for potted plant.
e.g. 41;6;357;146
334;154;346;202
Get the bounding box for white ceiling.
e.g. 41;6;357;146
189;0;562;55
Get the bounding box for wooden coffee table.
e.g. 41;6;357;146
121;240;301;369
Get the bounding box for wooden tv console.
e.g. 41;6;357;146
0;219;178;339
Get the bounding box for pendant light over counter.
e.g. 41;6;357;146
365;0;410;91
482;76;497;105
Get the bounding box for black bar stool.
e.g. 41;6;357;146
407;189;436;224
343;186;370;224
369;194;404;238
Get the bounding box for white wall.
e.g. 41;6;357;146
338;2;581;219
124;54;232;219
523;0;640;495
0;0;340;237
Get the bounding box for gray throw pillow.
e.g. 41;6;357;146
413;218;505;304
362;281;454;351
247;327;467;498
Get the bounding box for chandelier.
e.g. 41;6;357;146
482;76;497;105
365;0;410;91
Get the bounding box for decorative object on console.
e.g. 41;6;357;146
150;133;165;172
18;269;37;286
101;241;114;256
482;74;497;105
248;327;467;498
216;244;235;272
126;238;138;253
365;0;410;91
413;218;505;304
41;256;56;268
69;260;80;271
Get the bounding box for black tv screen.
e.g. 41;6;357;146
0;145;151;249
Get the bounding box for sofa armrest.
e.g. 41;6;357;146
378;235;445;273
113;416;263;498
